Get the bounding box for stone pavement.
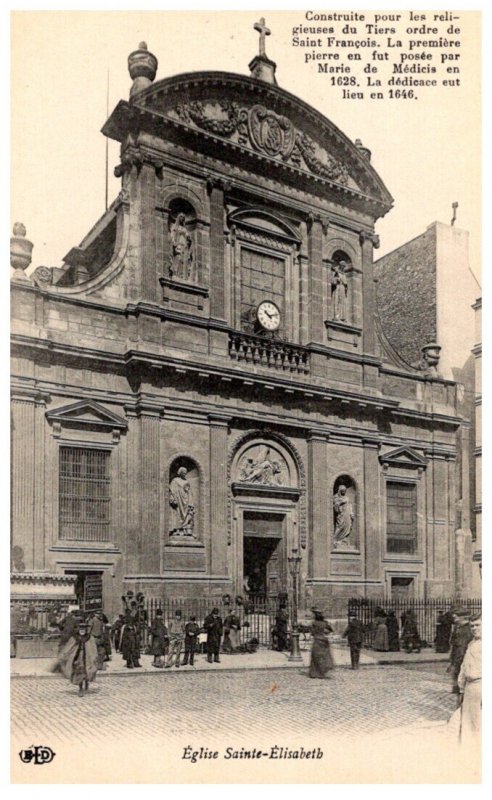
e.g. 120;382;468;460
10;643;449;678
12;660;476;783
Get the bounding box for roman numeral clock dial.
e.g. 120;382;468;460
257;300;281;332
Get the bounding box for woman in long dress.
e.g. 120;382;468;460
373;615;390;651
458;615;481;748
223;611;241;653
309;609;335;679
53;619;98;696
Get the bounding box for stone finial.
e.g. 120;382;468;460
354;139;371;161
10;222;33;282
249;17;277;85
412;341;442;377
128;41;158;99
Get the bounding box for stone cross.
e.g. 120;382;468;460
254;17;271;57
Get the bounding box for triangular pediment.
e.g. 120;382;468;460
46;400;127;431
103;72;393;218
379;446;428;469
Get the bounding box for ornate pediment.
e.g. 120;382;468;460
379;446;428;470
170;99;351;187
46;400;128;437
103;72;393;215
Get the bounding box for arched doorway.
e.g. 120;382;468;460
230;438;301;601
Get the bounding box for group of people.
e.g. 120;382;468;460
51;603;258;692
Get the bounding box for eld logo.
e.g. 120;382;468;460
19;745;56;765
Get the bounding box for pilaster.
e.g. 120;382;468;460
208;414;230;575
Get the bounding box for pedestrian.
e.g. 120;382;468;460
149;609;168;668
386;610;400;652
120;620;142;669
457;614;481;748
223;609;241;653
402;609;421;653
204;607;223;664
88;610;107;670
309;608;335;679
182;615;200;666
373;613;389;652
342;612;364;669
53;619;98;696
111;613;125;653
449;608;473;695
274;603;289;652
434;610;453;653
58;607;82;647
165;609;185;668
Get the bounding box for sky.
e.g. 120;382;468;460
10;8;481;283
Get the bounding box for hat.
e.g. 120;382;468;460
212;607;219;614
452;607;470;617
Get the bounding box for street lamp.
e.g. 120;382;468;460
288;547;302;662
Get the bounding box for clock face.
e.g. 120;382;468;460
257;301;281;331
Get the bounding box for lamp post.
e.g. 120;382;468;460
288;548;302;662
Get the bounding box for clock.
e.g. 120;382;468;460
257;300;281;332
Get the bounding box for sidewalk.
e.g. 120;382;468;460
10;643;450;678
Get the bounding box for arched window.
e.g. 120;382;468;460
332;475;358;550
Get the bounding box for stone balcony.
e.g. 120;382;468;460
228;331;310;374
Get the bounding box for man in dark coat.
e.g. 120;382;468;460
386;610;400;652
343;613;365;669
274;604;289;652
182;615;200;666
449;609;473;694
435;610;454;653
120;620;142;668
204;608;223;663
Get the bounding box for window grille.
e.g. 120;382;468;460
386;481;417;554
59;447;111;541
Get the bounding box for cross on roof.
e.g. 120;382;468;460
254;17;271;57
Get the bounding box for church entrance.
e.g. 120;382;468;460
242;511;286;601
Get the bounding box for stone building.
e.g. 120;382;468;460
11;31;470;619
374;222;481;597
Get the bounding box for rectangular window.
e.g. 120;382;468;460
59;447;111;541
386;481;417;554
240;247;285;331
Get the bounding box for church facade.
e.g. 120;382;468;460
11;34;467;618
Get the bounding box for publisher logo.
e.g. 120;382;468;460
19;746;56;765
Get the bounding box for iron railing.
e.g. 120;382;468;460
347;597;482;648
142;595;292;649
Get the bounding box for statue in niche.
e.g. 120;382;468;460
330;261;349;321
333;484;355;547
239;446;283;486
169;212;194;281
169;466;196;538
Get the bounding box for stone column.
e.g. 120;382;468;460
359;231;378;355
307;431;329;579
138;161;158;303
209;182;226;321
125;412;140;575
208;414;229;577
307;217;324;343
11;398;36;571
363;441;381;583
33;397;47;570
138;410;161;573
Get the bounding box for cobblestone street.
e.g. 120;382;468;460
12;661;455;744
13;661;480;783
